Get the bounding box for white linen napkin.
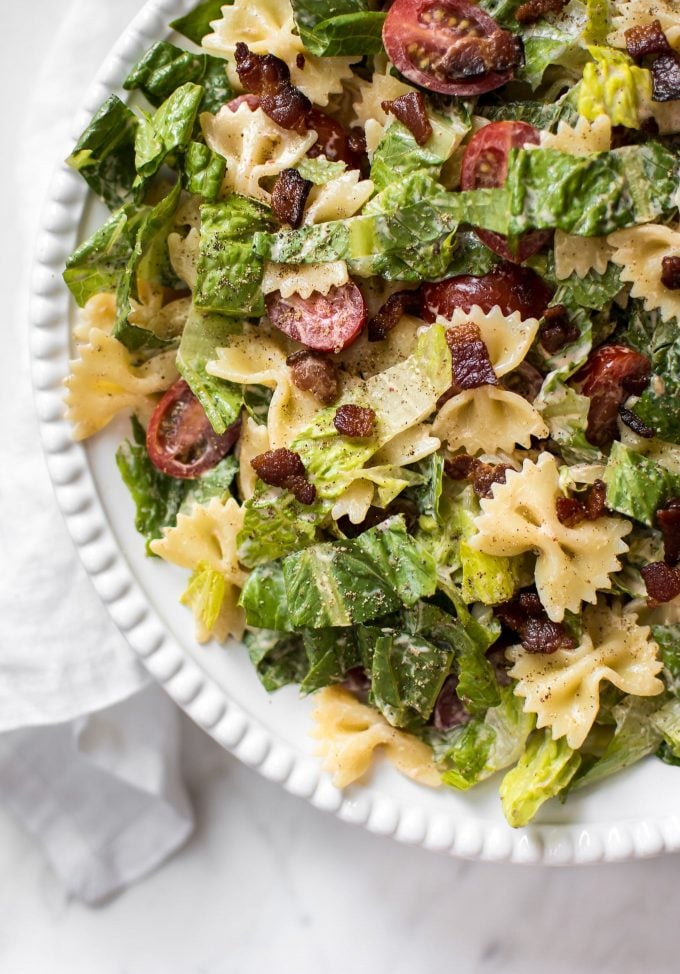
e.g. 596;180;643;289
0;0;196;901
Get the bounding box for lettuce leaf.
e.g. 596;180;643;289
176;305;243;434
281;516;437;629
134;83;204;186
300;628;362;694
296;155;347;185
577;46;652;130
500;731;581;827
180;142;226;200
518;12;587;91
451;488;521;606
124;41;232;114
603;441;680;527
290;0;385;56
537;380;603;464
66;95;138;210
623;306;680;443
651;698;680;758
180;562;228;639
238;487;326;567
182;455;239;509
370;112;469;192
170;0;228;45
478;97;578;131
653;624;680;692
433;687;535;790
195;195;274;316
244;629;308;692
239;561;292;631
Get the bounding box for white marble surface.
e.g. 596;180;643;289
2;2;680;971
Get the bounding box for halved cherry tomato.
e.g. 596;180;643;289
266;283;367;353
461;121;552;263
382;0;523;96
420;261;553;322
146;379;241;479
573;345;651;448
306;108;366;170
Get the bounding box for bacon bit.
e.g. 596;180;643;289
333;404;376;438
516;0;569;25
433;676;470;731
657;497;680;566
539;305;579;354
381;91;433;146
251;448;316;504
502;360;544;403
642;561;680;604
574;345;651;448
435;29;523;80
444;454;510;498
661;256;680;290
618;405;655;438
625;20;672;60
496;592;575;654
446;323;498;392
555;480;607;528
367;290;421;342
651;53;680;101
234;43;311;133
444;454;476;481
271;169;312;228
286;350;340;405
337;498;419;538
296;52;306;70
348;128;367;157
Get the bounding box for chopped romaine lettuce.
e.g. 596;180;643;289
134;83;204;186
239;561;292;632
124;41;232;114
652;624;680;692
170;0;227;45
66;95;138;210
290;0;385;56
296;155;347;185
651;698;680;758
577;46;652;130
603;442;680;527
478;98;578;131
300;628;362;695
176;305;243;434
370;111;469;192
244;629;308;692
554;263;622;313
63;203;147;307
181;142;226;200
180;562;228;640
518;9;588;91
182;456;238;509
500;731;581;827
238;487;326;568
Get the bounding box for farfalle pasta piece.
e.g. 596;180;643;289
203;0;356;106
337;314;420;379
206;325;319;448
237;415;270;502
372;424;441;467
72;292;116;343
540;114;612;156
303;171;375;225
128;293;192;341
168;227;200;290
311;686;441;788
261;260;349;299
508;602;664;749
446;305;540;378
607;224;680;322
330;480;375;524
470;453;631;621
64;328;178;440
433;386;548;455
554;232;614;280
350;60;413;153
608;0;680;50
202;104;317;203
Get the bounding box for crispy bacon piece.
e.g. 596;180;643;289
367;290;421;342
444;454;510;499
348;128;367;157
333;404;376;438
271;169;312;228
657;497;680;566
539;305;579;354
625;20;672;61
516;0;569;25
337;498;419;538
434;29;523;80
433;676;471;731
618;405;655;438
286;350;340;405
251;448;316;504
496;592;575;654
446;323;498;392
555;480;607;528
234;43;311;133
381;91;433;146
661;256;680;290
651;53;680;101
642;561;680;604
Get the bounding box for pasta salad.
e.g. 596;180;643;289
63;0;680;826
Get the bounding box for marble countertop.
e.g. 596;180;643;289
1;2;678;971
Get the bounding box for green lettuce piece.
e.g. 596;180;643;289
134;83;204;185
584;0;610;43
114;181;182;351
452;487;520;605
170;0;227;45
434;687;535;790
194;195;273;316
239;561;292;632
370;112;469;192
500;731;581;827
124;41;232;114
300;628;362;695
634;390;680;444
244;629;308;692
442;229;499;278
478;98;578;131
238;487;327;567
296;155;347;185
571;696;665;791
180;562;227;640
181;141;226;200
624;307;680;443
182;455;238;509
554;262;622;312
115;416;187;554
66;95;138;210
282;516;437;629
518;11;587;90
407;453;445;522
63;203;147;307
292;325;451;499
603;441;680;527
290;0;385;56
653;624;680;691
176;305;243;434
651;698;680;758
577;46;652;129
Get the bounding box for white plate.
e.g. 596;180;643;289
30;0;680;865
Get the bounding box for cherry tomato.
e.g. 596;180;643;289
382;0;523;96
306;108;366;170
460;121;552;263
573;345;651;448
226;93;260;112
266;283;367;353
146;379;241;479
420;261;553;322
